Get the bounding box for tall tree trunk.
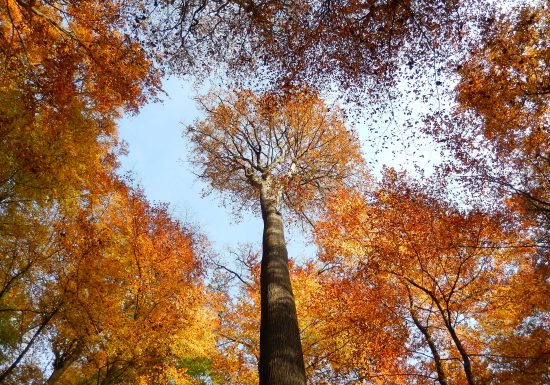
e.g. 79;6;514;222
259;187;306;385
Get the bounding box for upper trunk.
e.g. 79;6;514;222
409;308;449;385
259;185;306;385
43;342;82;385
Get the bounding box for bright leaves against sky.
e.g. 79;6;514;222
316;170;548;385
0;0;548;385
0;1;212;384
430;5;549;259
187;89;363;216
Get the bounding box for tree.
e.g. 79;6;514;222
417;6;549;382
44;182;214;385
187;89;362;385
315;170;549;385
0;175;217;384
1;0;159;213
212;248;409;385
0;2;220;383
0;3;164;381
425;3;549;260
137;0;470;98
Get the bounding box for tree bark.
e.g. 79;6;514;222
259;186;306;385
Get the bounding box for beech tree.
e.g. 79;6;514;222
315;170;549;385
0;174;216;384
213;253;410;385
205;167;549;385
422;8;549;382
0;0;160;245
135;0;469;96
0;3;162;381
187;89;362;385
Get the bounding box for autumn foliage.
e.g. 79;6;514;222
213;254;410;385
424;5;549;226
1;0;548;385
0;1;214;384
315;170;549;385
187;89;363;212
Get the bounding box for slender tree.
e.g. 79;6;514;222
187;89;362;385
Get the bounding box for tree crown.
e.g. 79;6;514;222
187;89;363;216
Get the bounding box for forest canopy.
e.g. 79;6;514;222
0;0;548;384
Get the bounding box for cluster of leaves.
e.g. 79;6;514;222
428;4;549;259
0;0;160;207
187;89;363;215
0;1;217;383
316;170;548;385
1;179;216;384
137;1;469;98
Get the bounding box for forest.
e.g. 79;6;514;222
0;0;548;384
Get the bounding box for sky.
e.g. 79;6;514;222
117;77;444;265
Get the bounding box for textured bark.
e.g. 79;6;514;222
259;186;306;385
